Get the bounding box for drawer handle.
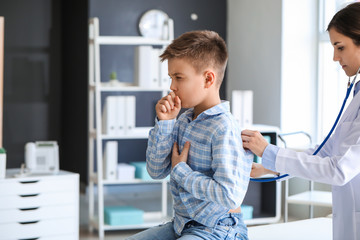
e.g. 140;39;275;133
19;180;39;184
18;220;39;225
19;238;40;240
19;194;39;198
19;207;39;211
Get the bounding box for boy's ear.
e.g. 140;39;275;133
204;71;216;88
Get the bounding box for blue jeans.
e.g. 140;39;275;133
126;213;248;240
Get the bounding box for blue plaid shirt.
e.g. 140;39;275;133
146;101;253;235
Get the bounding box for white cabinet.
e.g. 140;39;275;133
0;169;79;240
88;17;172;239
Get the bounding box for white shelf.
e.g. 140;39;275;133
287;190;332;207
94;36;171;46
100;134;149;140
91;212;172;231
89;127;152;140
89;83;169;92
90;174;168;185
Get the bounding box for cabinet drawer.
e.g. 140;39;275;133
0;217;77;239
0;191;77;209
0;177;77;196
0;204;77;224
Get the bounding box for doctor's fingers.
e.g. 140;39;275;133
241;129;260;137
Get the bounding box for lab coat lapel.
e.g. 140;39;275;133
338;91;360;125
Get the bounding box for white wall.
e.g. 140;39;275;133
281;0;318;139
227;0;282;128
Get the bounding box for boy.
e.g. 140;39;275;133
128;30;252;240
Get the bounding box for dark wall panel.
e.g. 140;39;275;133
0;0;61;168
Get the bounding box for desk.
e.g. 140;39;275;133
248;217;332;240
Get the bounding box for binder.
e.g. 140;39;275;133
134;46;155;88
103;141;118;180
124;96;136;135
116;96;126;136
102;96;119;135
151;48;160;88
231;90;253;127
159;48;170;89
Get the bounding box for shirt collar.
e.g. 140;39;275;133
184;101;230;121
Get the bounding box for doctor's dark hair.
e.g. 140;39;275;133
160;30;228;87
327;2;360;46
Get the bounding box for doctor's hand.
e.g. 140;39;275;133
241;130;269;157
251;163;279;178
156;92;181;120
171;141;190;169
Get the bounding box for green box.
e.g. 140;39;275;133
104;206;144;226
241;204;253;220
130;162;152;180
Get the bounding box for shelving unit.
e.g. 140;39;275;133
88;17;172;238
285;179;332;222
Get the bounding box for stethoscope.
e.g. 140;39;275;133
251;67;360;182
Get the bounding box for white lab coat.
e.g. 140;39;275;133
275;89;360;240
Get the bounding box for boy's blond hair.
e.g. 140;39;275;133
160;30;228;87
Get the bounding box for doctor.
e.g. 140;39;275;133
241;2;360;240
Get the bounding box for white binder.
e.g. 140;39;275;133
134;46;156;88
151;48;160;88
159;48;170;90
102;96;119;135
115;96;126;136
103;141;118;180
124;96;136;135
231;90;253;128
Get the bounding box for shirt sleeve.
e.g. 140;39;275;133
262;144;280;172
263;144;292;181
275;135;360;186
146;118;177;179
171;126;253;209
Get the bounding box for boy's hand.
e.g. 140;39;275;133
171;141;190;169
156;92;181;120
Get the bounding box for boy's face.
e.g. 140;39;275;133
168;58;208;109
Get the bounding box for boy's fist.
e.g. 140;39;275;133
156;92;181;120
